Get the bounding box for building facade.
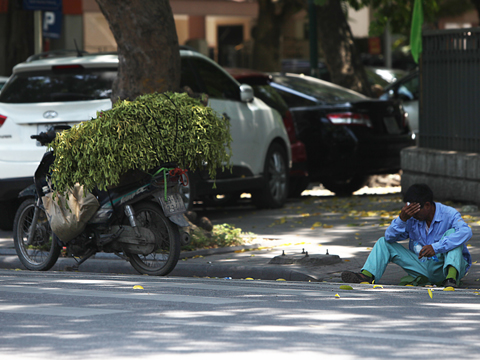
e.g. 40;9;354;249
0;0;373;76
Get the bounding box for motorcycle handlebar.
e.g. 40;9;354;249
31;125;70;146
31;131;57;146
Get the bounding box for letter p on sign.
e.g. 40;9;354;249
43;12;55;31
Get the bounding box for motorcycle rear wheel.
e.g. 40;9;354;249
125;201;181;276
13;198;61;271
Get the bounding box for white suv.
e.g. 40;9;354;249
0;50;291;229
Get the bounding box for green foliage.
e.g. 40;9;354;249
366;0;439;37
366;0;473;37
315;0;473;38
182;224;252;251
49;92;232;195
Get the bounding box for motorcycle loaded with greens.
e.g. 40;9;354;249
12;92;232;275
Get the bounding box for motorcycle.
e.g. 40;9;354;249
13;126;190;276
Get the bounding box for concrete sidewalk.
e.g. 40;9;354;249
1;187;480;288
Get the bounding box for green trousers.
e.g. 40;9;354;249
363;229;468;285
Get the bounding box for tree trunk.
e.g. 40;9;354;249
4;0;34;76
316;0;372;96
95;0;180;101
252;0;282;71
470;0;480;21
252;0;304;72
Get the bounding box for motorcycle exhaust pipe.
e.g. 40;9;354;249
124;205;141;237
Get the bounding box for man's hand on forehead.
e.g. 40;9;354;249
400;202;421;222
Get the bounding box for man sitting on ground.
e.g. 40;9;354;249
342;183;472;287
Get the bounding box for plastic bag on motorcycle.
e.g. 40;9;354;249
42;184;99;243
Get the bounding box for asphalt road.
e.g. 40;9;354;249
1;270;479;360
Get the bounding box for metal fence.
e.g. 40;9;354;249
421;28;480;152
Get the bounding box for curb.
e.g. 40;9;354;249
0;243;267;259
0;255;323;282
0;243;325;282
170;263;323;282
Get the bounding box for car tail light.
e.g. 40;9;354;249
0;115;6;127
283;110;298;143
290;140;307;163
327;112;372;128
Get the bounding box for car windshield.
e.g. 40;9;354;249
272;74;368;103
251;84;289;116
0;67;116;103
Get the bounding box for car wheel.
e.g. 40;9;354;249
322;175;369;196
253;143;288;209
288;176;310;198
178;172;196;211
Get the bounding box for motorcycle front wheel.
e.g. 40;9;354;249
13;198;61;271
125;201;181;276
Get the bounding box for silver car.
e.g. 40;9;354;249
380;70;419;141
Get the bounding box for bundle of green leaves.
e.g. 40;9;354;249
49;92;232;195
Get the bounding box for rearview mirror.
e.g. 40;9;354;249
240;84;254;102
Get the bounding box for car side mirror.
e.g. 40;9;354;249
239;84;254;102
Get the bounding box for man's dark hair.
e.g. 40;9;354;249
403;183;434;206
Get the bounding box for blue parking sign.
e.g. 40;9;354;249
43;10;62;39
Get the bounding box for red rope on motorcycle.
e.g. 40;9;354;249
169;168;188;186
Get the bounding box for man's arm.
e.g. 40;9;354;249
431;210;472;254
385;203;418;242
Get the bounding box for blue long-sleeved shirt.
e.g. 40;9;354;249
385;202;472;271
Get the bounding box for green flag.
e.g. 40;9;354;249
410;0;424;63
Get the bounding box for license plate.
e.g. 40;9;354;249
383;116;401;134
158;192;186;216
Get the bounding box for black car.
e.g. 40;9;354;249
224;68;309;197
280;59;406;96
269;73;415;195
